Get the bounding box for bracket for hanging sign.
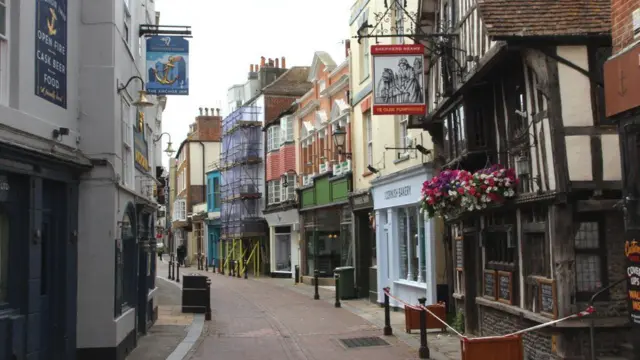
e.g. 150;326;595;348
139;24;193;38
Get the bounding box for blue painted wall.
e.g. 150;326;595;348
206;171;220;212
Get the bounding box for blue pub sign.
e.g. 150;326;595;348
35;0;68;108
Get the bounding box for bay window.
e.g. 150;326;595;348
267;180;281;204
267;125;281;151
282;174;295;201
280;116;294;144
397;206;426;283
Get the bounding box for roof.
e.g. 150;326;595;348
308;51;337;82
477;0;610;39
262;66;313;96
262;102;299;131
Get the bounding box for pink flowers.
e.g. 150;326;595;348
420;165;518;219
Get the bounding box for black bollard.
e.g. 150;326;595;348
294;265;299;284
221;258;225;275
205;278;212;321
313;269;320;300
168;257;172;280
334;273;341;308
383;287;393;336
176;260;181;283
418;297;430;359
205;256;209;272
236;259;241;278
170;255;175;280
244;258;248;279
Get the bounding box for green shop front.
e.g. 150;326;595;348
299;172;353;285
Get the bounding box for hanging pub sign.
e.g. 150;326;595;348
146;36;189;95
371;44;426;116
625;239;640;325
134;110;150;172
35;0;68;108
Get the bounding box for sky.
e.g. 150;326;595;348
154;0;352;167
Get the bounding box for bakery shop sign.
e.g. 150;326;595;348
625;239;640;324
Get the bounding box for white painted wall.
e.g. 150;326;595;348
557;46;593;127
602;134;622;181
189;142;221;186
565;136;593;181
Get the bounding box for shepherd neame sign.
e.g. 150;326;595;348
384;185;411;200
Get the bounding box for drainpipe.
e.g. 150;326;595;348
198;141;205;257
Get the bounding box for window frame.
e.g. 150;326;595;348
213;176;221;210
123;0;132;47
281;116;294;144
397;206;424;283
574;215;608;301
398;115;409;148
121;97;134;187
267;180;281;204
360;37;370;82
365;112;373;166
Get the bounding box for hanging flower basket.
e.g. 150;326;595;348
420;165;518;219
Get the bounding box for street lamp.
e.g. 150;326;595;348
117;75;154;108
153;132;176;157
332;125;351;158
281;169;297;188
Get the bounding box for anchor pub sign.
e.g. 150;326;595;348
145;36;189;95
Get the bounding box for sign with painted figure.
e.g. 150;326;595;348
35;0;68;108
134;111;150;172
371;44;426;115
146;36;189;95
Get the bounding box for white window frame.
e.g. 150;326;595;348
121;97;134;187
267;126;274;151
360;38;370;80
318;80;326;93
123;0;132;46
268;180;281;204
281;117;293;144
173;199;187;221
0;0;9;105
284;174;296;201
181;168;186;191
397;206;424;284
398;115;409;148
365;112;373;166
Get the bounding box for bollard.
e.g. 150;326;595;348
168;257;172;280
294;265;300;284
205;257;209;272
205;278;212;321
313;269;320;300
170;255;175;280
236;259;241;278
418;297;430;359
244;258;248;279
220;258;225;275
383;287;393;336
334;273;341;308
176;260;181;283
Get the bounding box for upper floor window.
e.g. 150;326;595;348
283;174;296;201
365;112;373;166
268;125;281;151
0;0;7;38
267;180;281;204
359;37;370;81
398;115;409;149
280;117;293;144
319;80;326;93
173;199;187;221
574;218;607;301
207;175;221;212
121;97;134;187
443;104;466;160
123;0;132;46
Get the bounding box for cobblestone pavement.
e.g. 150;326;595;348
180;267;461;360
126;259;195;360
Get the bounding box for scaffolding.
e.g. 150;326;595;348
219;105;267;277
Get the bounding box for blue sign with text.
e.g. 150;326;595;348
35;0;68;108
146;36;189;95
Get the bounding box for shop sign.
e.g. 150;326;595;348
146;36;189;95
371;44;426;115
603;44;640;117
625;239;640;325
350;192;373;210
384;185;411;200
35;0;68;108
134;110;150;172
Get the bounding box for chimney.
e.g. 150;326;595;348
255;64;259;71
199;107;203;115
216;108;220;116
275;58;279;68
205;108;209;116
281;56;286;69
250;64;254;72
260;56;266;67
345;40;351;58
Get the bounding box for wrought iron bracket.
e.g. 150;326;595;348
139;24;192;38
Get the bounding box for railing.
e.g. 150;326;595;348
588;277;627;360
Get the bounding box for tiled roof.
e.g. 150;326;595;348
477;0;610;38
262;66;313;96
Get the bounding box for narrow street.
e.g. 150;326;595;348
189;272;418;360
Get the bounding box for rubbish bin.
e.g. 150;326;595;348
334;266;356;299
182;273;208;314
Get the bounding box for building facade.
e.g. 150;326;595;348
205;169;221;268
348;0;444;305
262;67;313;278
604;0;640;358
400;0;626;358
172;108;222;267
295;52;352;285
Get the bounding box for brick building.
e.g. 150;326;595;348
604;0;640;359
172;107;222;266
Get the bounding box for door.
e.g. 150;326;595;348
41;180;68;360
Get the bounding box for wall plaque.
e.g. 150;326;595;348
538;278;557;319
497;271;513;305
483;270;497;299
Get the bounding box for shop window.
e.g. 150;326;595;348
574;218;607;301
484;213;517;272
115;207;136;317
398;207;424;283
0;210;7;304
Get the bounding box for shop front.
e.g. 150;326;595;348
349;190;376;301
299;173;352;285
264;207;299;278
370;164;442;307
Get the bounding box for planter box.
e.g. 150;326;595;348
404;302;447;333
461;334;522;360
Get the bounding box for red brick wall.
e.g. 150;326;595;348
266;144;296;181
266;151;281;181
612;0;640;53
265;95;296;125
194;115;222;141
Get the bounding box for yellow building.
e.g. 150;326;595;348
348;0;446;306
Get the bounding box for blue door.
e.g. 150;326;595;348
207;226;219;267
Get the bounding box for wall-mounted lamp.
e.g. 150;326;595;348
281;169;297;188
332;125;352;159
52;127;70;141
153;132;176;157
117;75;154;108
367;165;379;174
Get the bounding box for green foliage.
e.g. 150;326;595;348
451;309;465;334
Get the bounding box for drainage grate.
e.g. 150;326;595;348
338;336;390;349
